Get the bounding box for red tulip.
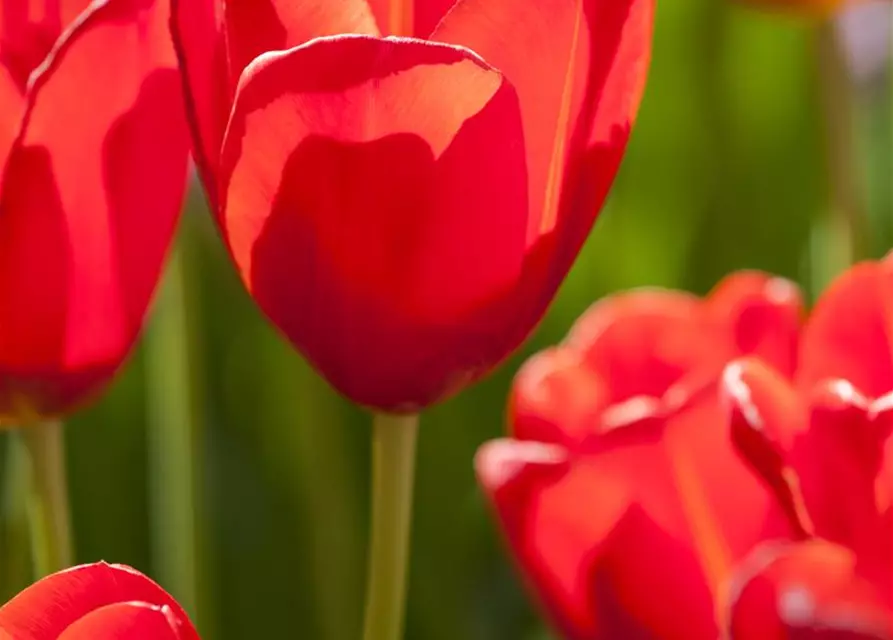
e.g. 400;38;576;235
171;0;654;411
476;272;804;639
0;0;189;421
0;562;199;639
719;256;893;639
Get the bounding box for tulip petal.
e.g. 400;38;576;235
170;0;228;201
0;0;189;417
57;602;184;640
721;358;814;539
725;540;893;640
562;289;704;405
798;259;893;397
705;272;803;377
477;433;728;639
0;563;198;640
476;438;633;639
0;1;91;91
793;381;893;578
219;34;529;409
0;65;23;175
433;0;654;264
510;347;608;446
365;0;457;37
223;0;379;88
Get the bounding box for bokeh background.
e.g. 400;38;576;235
1;2;891;639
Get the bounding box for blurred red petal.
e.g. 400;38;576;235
705;272;803;377
0;562;198;640
219;35;529;409
434;0;653;272
57;602;185;640
475;438;635;639
721;358;814;538
0;1;91;91
510;347;608;446
0;0;189;417
794;381;893;578
798;259;893;397
223;0;379;89
562;289;703;404
170;0;228;202
366;0;456;37
480;402;790;640
725;540;892;640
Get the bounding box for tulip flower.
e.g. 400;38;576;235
171;0;654;411
0;0;190;421
0;562;200;639
476;272;804;639
720;256;893;639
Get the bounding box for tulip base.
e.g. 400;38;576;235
362;412;419;640
18;420;73;577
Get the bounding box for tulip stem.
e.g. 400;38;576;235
816;21;866;267
362;412;419;640
18;420;73;577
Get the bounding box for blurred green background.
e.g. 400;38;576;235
1;2;891;639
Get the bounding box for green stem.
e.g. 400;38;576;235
362;412;419;640
18;420;73;577
816;20;866;267
146;240;201;621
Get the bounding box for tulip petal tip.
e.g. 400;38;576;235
722;361;763;431
474;439;565;492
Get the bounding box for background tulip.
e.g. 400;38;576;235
0;561;199;639
717;255;893;639
476;272;804;639
172;0;655;411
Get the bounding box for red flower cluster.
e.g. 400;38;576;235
172;0;654;411
0;562;199;639
0;0;189;422
477;260;893;638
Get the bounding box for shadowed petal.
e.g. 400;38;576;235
219;35;529;409
0;0;189;418
57;602;184;640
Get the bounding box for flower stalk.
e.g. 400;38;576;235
362;412;419;640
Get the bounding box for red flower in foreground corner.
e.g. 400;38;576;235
171;0;653;411
0;0;189;422
720;256;893;639
0;562;199;639
475;272;805;639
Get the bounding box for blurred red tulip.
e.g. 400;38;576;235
0;0;190;422
0;562;199;639
720;255;893;639
171;0;654;411
476;272;804;639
